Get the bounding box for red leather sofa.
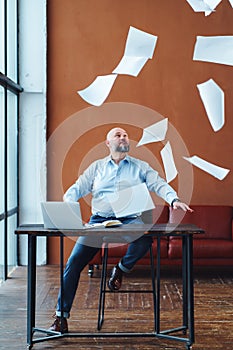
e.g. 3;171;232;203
88;205;233;275
168;205;233;266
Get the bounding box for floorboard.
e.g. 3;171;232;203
0;265;232;349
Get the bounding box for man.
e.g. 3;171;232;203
49;127;192;332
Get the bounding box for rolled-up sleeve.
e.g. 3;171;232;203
63;161;97;202
144;164;178;205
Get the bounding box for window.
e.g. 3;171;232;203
0;1;5;74
0;0;22;282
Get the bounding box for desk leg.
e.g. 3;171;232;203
27;235;37;349
149;245;156;332
156;236;161;334
59;235;66;333
182;236;188;332
187;235;195;345
97;242;108;330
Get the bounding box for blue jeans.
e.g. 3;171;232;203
56;215;152;318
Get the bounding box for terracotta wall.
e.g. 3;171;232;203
47;0;233;263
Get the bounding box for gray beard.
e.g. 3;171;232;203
115;144;130;152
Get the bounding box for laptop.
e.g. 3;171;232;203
41;201;85;229
106;183;155;218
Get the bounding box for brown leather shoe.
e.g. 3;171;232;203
108;264;123;291
48;315;68;333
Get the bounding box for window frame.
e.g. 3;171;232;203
0;0;23;281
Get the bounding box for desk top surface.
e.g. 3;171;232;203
15;223;204;237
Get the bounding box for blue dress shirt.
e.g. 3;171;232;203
63;155;178;217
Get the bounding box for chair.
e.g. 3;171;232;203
87;208;166;276
97;236;156;331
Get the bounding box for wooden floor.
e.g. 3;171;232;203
0;265;232;350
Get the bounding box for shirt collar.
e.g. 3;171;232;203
107;154;130;165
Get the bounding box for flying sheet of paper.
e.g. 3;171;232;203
112;26;158;76
193;36;233;66
78;26;158;105
77;74;117;107
185;0;213;12
205;0;222;15
183;155;230;180
124;26;157;59
160;142;178;183
197;79;224;132
137;118;168;147
106;182;155;218
112;56;149;77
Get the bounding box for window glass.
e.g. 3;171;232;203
0;0;19;281
0;220;4;281
7;0;17;80
7;90;17;211
0;87;5;214
7;214;17;270
0;0;5;73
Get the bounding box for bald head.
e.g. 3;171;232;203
105;127;130;156
106;127;128;141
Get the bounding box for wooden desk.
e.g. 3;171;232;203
15;223;204;350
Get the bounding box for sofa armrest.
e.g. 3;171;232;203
232;220;233;241
169;205;233;240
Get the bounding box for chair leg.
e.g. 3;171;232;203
97;243;156;331
88;264;94;277
97;243;108;330
88;264;100;277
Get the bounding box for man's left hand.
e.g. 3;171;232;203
173;201;193;212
